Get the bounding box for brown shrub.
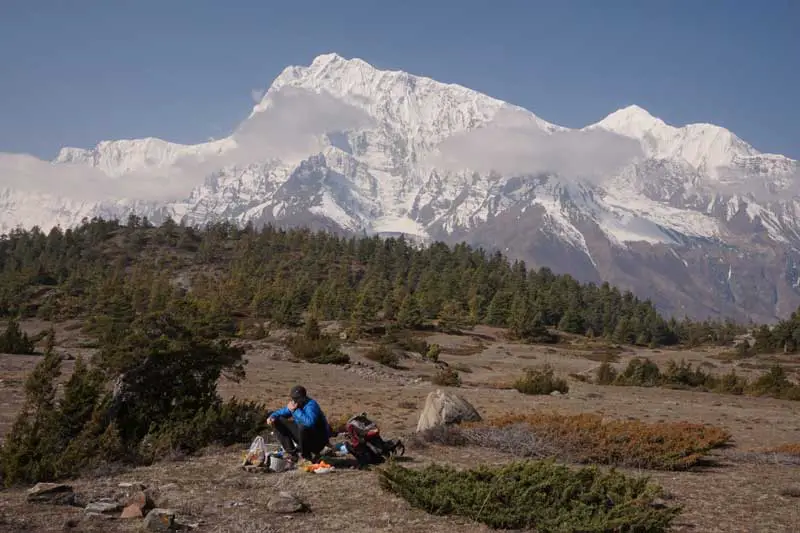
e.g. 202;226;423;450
766;443;800;457
419;412;731;471
780;486;800;498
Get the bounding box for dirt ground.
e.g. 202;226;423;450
1;322;799;532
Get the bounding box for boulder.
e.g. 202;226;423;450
416;389;482;432
142;508;176;531
267;491;305;514
26;483;75;506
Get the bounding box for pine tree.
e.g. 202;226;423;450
558;307;585;335
612;318;632;345
59;356;103;441
486;290;513;326
351;285;376;326
509;295;552;343
438;300;467;333
397;293;424;330
303;315;322;340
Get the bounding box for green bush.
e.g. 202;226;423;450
661;360;715;390
431;367;461;387
425;343;441;362
748;364;797;399
139;398;268;461
615;358;662;387
286;334;350;365
606;358;800;401
714;369;747;395
0;312;260;487
364;345;400;368
0;317;36;355
382;330;429;355
513;365;568;395
595;362;618;385
378;460;680;532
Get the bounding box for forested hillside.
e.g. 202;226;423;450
0;216;759;348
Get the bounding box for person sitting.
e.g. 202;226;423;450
267;385;332;463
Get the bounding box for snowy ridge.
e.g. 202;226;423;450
55;137;236;178
1;52;800;320
0;52;795;246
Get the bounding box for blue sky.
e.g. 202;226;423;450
1;0;798;159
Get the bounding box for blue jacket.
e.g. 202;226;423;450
271;398;331;438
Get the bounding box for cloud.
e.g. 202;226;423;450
0;87;375;203
230;86;374;163
0;153;203;203
427;107;644;183
711;165;800;203
250;88;265;104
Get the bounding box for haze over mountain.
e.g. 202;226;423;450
1;53;799;322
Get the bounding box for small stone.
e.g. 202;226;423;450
86;511;116;521
120;490;155;518
267;491;305;514
142;508;176;531
120;503;144;519
119;482;147;490
85;501;122;514
26;483;75;506
550;390;562;396
127;490;155;511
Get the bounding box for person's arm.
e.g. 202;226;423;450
270;406;291;419
291;400;321;427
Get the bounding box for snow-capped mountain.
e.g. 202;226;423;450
2;53;799;322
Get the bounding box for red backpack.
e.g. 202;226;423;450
343;412;404;466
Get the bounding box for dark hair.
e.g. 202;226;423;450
290;385;307;401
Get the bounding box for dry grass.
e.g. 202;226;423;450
420;412;732;471
768;443;800;456
3;322;800;532
441;342;485;356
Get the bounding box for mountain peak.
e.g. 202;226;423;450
309;52;349;68
593;104;666;135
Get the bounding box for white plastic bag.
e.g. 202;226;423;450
243;435;267;466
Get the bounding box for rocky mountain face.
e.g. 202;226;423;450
1;53;799;323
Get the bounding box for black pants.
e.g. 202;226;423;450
272;417;328;460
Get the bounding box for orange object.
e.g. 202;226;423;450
302;460;333;472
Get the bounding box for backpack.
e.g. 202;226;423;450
343;412;404;466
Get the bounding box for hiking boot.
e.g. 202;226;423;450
285;452;300;464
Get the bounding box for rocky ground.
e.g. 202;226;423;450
1;321;799;532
